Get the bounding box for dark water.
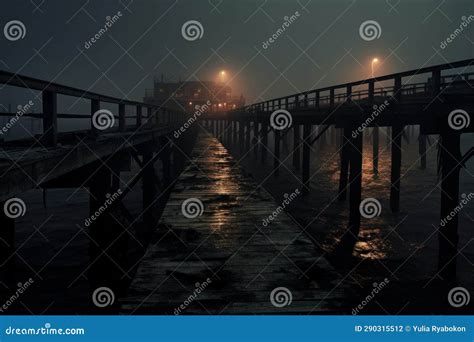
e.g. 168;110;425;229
219;125;474;314
1;125;472;315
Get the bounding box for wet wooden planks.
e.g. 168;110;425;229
121;132;347;314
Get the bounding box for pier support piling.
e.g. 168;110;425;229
338;127;351;201
302;124;311;195
274;130;281;176
438;130;461;280
293;125;301;170
390;124;403;213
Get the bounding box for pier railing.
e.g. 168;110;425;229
239;58;474;113
0;70;184;146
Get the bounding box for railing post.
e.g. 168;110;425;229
346;86;352;102
431;68;441;99
147;107;153;126
329;88;335;107
42;90;58;146
136;105;142;128
315;91;320;110
304;93;308;107
119;104;126;132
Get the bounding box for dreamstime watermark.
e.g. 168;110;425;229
440;15;474;49
352;278;390;315
181;20;204;41
270;109;293;130
448;109;470;131
84;11;123;49
84;190;122;227
262;11;301;49
3;20;26;41
0;100;35;136
352;100;390;138
181;198;204;219
262;189;301;227
440;193;473;227
3;197;26;219
5;323;85;336
92;109;115;130
270;287;292;308
448;287;470;308
174;100;212;139
0;278;34;313
174;278;212;315
359;198;382;219
92;287;115;308
359;20;382;41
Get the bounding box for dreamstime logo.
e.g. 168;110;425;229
440;193;473;227
84;189;122;227
4;20;26;41
359;20;382;41
181;20;204;41
270;109;292;130
181;198;204;218
448;287;470;308
352;278;390;315
174;100;212;139
270;287;292;308
262;11;301;49
448;109;470;130
92;287;115;308
359;198;382;219
92;109;115;130
84;11;123;49
352;100;390;138
0;100;35;136
0;278;34;313
3;198;26;219
440;15;474;49
174;278;212;315
262;189;301;227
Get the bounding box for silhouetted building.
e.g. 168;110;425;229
144;75;245;111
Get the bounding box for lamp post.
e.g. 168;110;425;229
371;58;379;78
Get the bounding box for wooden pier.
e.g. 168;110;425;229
203;59;474;280
121;132;346;314
0;59;472;313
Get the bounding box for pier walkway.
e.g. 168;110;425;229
121;131;346;314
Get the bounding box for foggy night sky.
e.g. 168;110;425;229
0;0;473;124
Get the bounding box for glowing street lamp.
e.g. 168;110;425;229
219;70;227;83
371;58;379;78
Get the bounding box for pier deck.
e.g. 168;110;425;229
121;131;346;314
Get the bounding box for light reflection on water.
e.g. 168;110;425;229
230;126;474;271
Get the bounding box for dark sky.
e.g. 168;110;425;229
1;0;473;123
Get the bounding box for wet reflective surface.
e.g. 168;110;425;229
123;132;346;314
226;125;474;313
